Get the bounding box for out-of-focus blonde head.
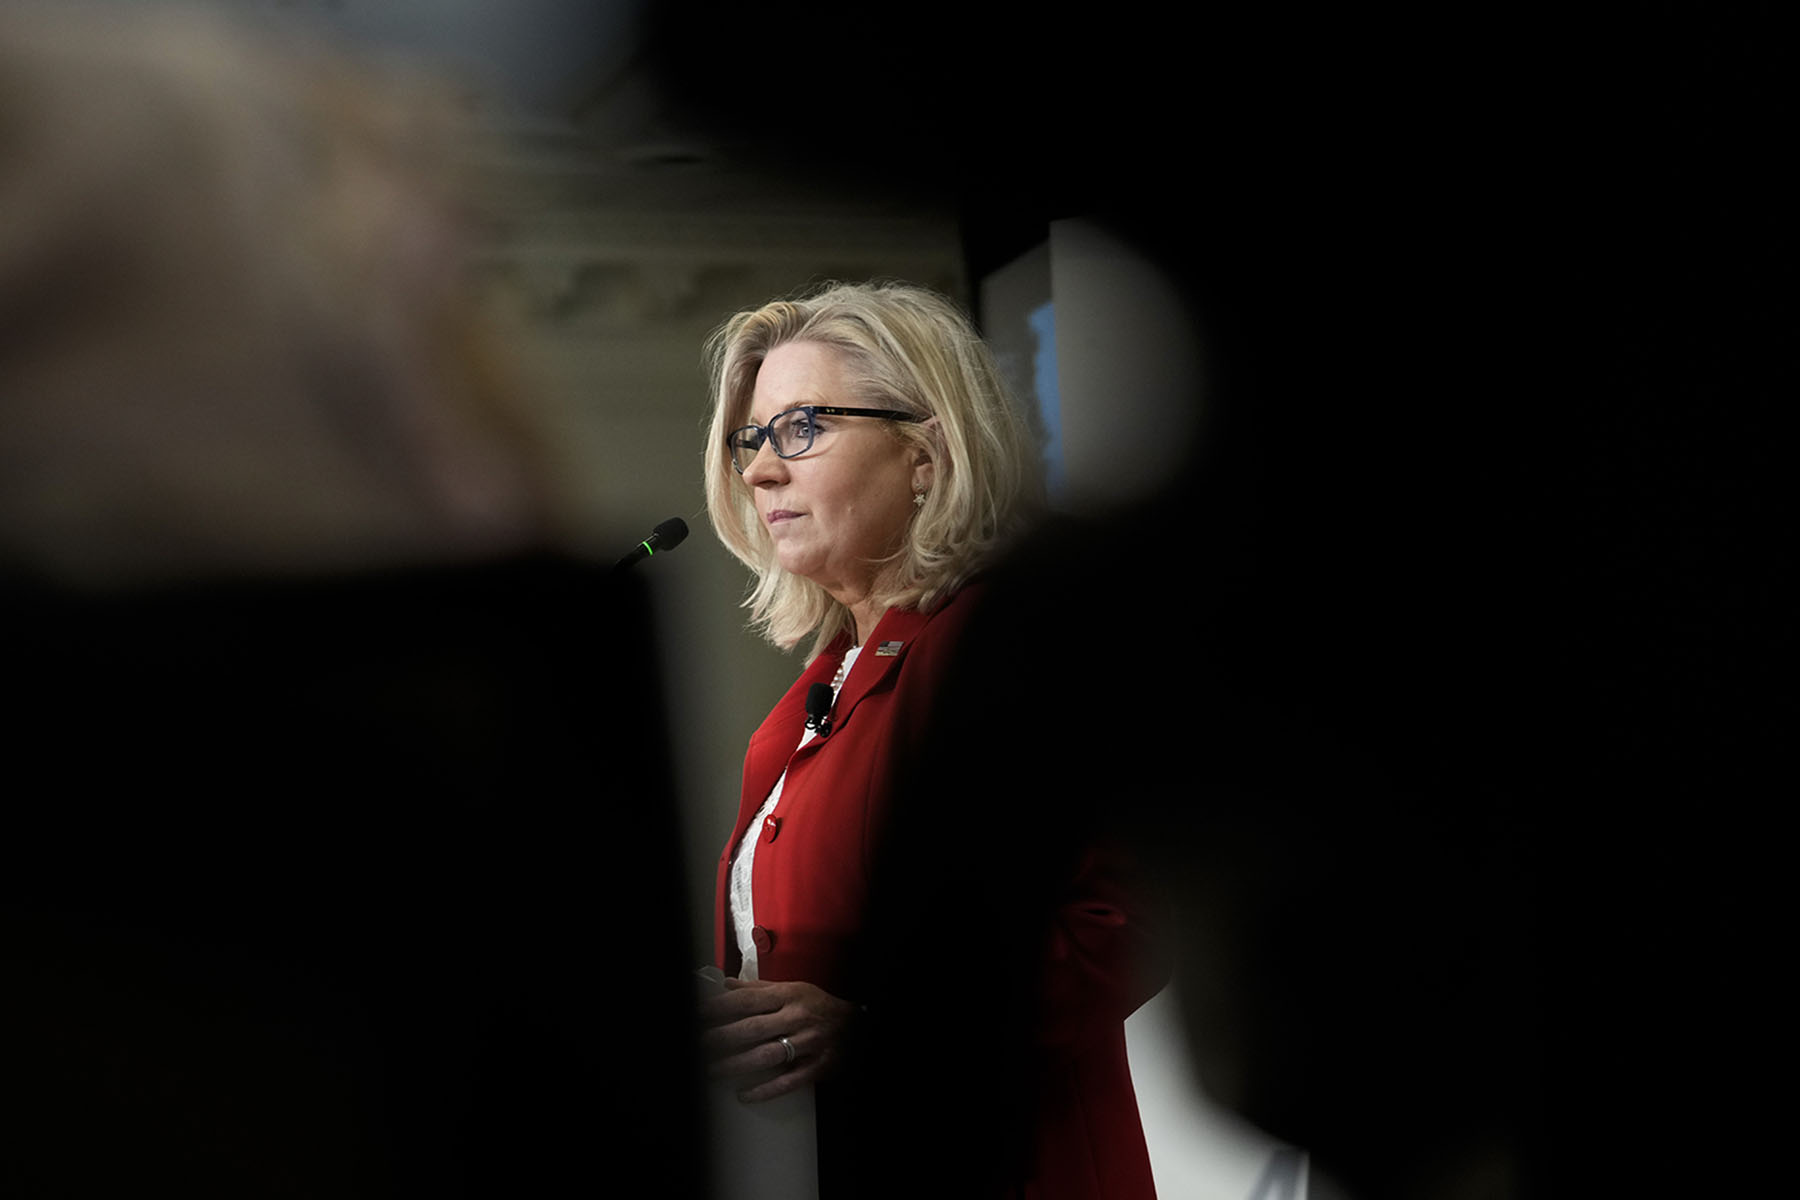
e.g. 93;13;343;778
0;2;550;587
703;280;1044;657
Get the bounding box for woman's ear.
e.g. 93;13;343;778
913;416;943;463
911;418;940;490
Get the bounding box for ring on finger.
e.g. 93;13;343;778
779;1036;796;1065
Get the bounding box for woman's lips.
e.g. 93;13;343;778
766;509;800;524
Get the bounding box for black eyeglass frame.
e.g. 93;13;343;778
728;404;923;475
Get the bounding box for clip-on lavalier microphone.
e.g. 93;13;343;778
804;682;834;736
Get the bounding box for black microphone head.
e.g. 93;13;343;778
805;682;833;718
613;517;689;571
652;517;688;551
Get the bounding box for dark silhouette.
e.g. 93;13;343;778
2;7;705;1193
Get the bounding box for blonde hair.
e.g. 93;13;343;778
703;280;1043;657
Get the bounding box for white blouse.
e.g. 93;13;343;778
727;642;862;980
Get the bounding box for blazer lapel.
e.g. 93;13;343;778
734;605;933;833
830;606;929;732
735;642;844;836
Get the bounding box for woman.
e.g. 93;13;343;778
699;281;1160;1197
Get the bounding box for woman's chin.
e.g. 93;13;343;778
773;546;823;584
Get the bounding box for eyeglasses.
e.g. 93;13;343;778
727;405;922;475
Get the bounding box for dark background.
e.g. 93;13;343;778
653;4;1785;1195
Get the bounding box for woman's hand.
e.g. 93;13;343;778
697;977;855;1102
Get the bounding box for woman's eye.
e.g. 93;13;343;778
789;416;818;439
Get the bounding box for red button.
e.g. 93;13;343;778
761;815;781;843
751;926;774;954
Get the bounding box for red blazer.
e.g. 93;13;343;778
714;587;1162;1198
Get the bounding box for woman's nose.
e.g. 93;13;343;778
740;440;786;486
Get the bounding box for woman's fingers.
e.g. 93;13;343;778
708;1022;816;1075
698;980;826;1044
696;979;784;1025
718;1028;831;1101
698;1009;788;1059
733;1054;828;1103
695;979;856;1099
706;1040;785;1080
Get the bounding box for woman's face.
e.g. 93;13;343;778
739;340;929;608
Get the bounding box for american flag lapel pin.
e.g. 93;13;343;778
875;640;904;657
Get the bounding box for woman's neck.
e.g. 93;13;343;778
843;585;890;648
850;603;883;648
